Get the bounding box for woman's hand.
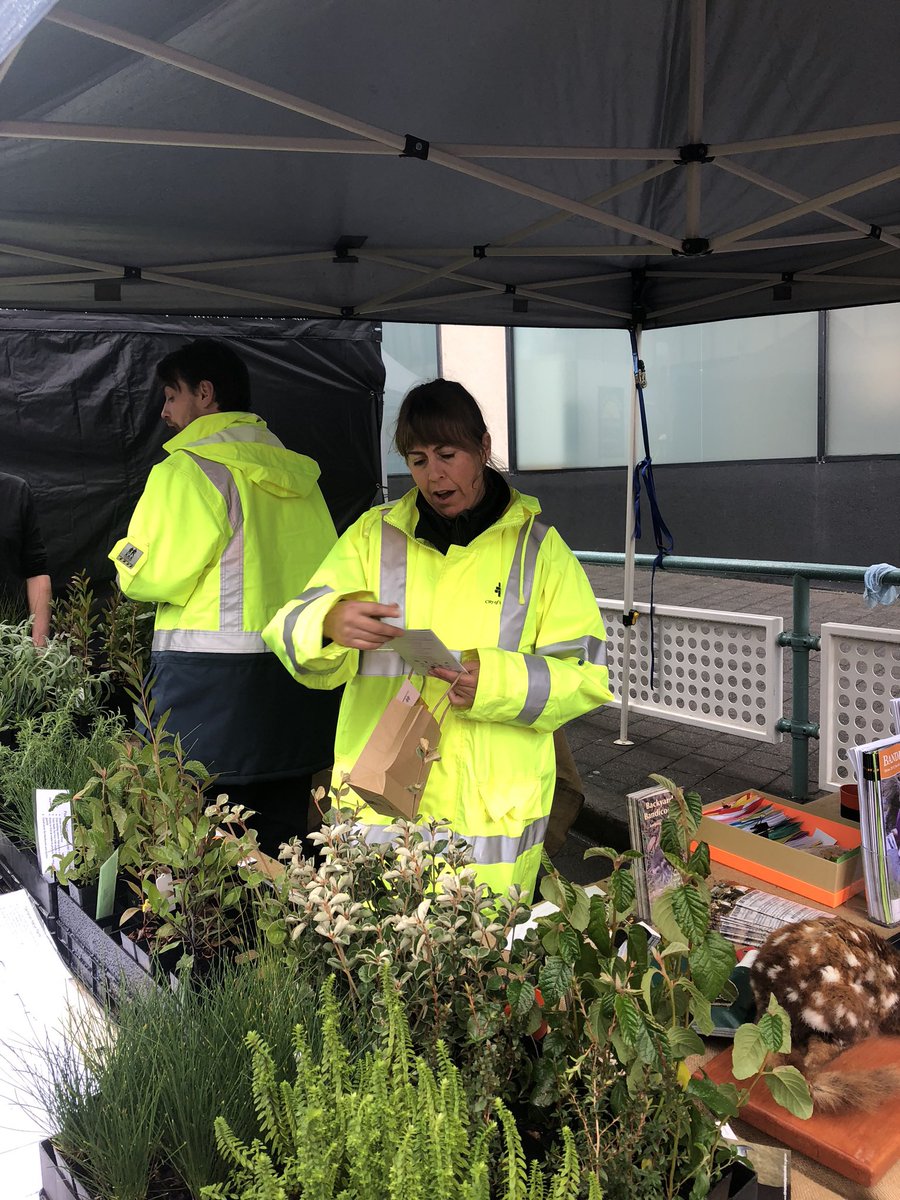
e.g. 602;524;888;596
323;600;404;650
430;659;480;709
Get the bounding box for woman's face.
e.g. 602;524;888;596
406;434;490;517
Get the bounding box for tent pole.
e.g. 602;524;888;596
715;158;900;250
615;324;642;747
713;120;900;156
715;163;900;249
46;10;681;251
357;162;678;313
685;0;707;239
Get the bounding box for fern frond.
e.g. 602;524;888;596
494;1099;528;1200
550;1125;580;1200
526;1161;546;1200
587;1172;604;1200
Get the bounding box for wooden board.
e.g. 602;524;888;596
702;1038;900;1187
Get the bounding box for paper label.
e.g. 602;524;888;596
395;679;422;707
34;789;72;874
96;847;119;921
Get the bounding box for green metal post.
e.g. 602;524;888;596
790;574;811;799
773;574;820;799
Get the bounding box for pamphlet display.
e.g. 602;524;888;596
848;733;900;926
625;783;678;922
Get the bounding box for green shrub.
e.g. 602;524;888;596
261;797;544;1113
518;774;810;1199
201;974;590;1200
0;621;108;733
25;952;329;1200
0;704;126;847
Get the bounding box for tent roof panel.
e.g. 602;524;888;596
2;0;899;327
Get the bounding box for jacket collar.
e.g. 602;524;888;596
163;411;265;455
385;483;541;540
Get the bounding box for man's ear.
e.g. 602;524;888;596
197;379;220;413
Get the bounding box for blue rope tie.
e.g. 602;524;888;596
629;328;673;691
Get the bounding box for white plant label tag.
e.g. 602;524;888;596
34;788;72;874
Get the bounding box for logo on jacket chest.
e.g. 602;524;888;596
485;581;502;606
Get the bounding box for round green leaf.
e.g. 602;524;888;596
666;1026;705;1060
688;930;736;1001
731;1023;767;1080
766;1065;814;1119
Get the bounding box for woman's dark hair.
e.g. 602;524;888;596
156;337;252;412
394;378;488;458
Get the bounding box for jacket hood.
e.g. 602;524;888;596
164;412;321;498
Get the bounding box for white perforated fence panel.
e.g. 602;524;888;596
819;623;900;790
597;599;784;743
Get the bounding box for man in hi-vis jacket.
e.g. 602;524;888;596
110;338;339;853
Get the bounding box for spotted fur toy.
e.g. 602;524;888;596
750;916;900;1111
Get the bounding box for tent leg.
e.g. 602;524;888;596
615;325;642;746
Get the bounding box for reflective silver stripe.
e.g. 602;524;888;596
379;515;408;623
466;813;550;864
152;629;267;653
359;650;407;677
536;636;608;667
185;453;244;632
357;812;550;864
514;655;552;725
190;426;283;448
282;585;334;674
497;520;548;651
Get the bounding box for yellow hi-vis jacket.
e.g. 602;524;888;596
263;486;613;899
109;411;339;782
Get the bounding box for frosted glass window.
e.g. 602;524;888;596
644;312;818;462
513;327;633;469
381;322;439;475
826;303;900;455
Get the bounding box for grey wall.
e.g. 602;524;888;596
389;458;900;565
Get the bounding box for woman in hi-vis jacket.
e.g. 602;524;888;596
264;379;613;900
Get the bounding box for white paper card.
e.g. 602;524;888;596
376;629;465;675
33;789;72;874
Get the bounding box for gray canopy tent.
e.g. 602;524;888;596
2;0;900;739
1;0;899;326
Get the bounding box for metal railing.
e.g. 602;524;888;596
573;552;900;799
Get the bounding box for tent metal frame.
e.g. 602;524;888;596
0;2;897;329
3;0;900;753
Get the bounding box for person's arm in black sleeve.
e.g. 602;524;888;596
20;485;51;647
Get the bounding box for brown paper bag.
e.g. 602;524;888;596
348;679;448;820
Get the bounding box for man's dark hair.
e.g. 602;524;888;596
156;338;252;411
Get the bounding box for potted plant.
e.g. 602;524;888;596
260;784;546;1113
120;793;268;979
513;773;809;1198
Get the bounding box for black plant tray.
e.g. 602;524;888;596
0;828;57;920
709;1158;759;1200
39;1138;96;1200
54;886;157;1009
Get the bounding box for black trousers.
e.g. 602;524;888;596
221;776;311;859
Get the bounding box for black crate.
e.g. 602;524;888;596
54;887;156;1008
0;828;57;920
39;1139;96;1200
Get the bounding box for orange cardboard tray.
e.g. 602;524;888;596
702;1037;900;1187
698;792;863;908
